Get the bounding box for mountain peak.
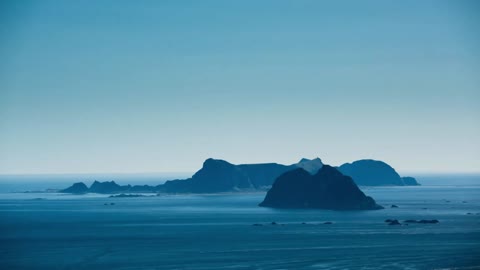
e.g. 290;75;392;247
259;164;383;210
298;157;322;163
202;158;233;167
294;157;323;174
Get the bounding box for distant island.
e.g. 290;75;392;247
338;159;420;186
60;157;419;194
259;165;383;210
60;157;323;194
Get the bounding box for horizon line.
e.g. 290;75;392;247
1;170;480;177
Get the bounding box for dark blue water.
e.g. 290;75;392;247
0;177;479;269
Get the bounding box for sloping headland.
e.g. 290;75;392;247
338;159;420;186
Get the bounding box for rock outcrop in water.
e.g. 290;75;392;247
60;182;89;194
60;180;130;194
338;159;420;186
259;165;383;210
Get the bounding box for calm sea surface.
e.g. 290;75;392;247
0;175;479;269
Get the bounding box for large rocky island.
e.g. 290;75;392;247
338;159;420;186
259;165;383;210
59;157;419;194
60;158;323;194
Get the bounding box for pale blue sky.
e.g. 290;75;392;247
1;0;479;174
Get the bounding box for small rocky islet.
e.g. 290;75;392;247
385;219;440;225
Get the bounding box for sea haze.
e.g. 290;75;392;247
0;174;479;269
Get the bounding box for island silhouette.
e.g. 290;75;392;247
259;165;383;210
61;157;418;195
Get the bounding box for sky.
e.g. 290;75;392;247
0;0;479;174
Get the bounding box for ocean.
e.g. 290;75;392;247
0;175;479;269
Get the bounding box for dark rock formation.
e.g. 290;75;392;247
259;165;383;210
418;219;439;224
388;220;401;225
62;180;131;194
60;182;89;194
338;159;420;186
403;219;439;224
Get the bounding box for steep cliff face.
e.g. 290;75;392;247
259;165;383;210
188;158;253;192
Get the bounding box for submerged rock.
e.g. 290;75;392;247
418;219;439;224
402;219;439;224
109;194;149;198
